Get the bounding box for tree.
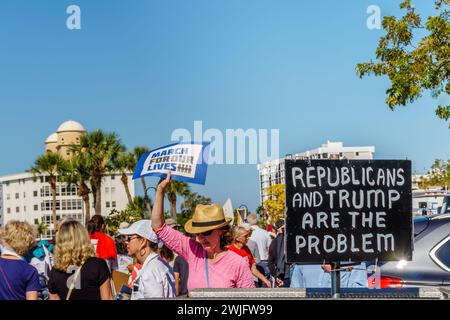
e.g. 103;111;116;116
30;153;67;231
104;196;146;235
256;205;268;228
263;184;285;224
113;148;134;205
180;192;212;228
59;154;92;224
71;130;122;215
357;0;450;127
36;222;48;240
166;181;191;221
132;147;152;214
419;158;450;188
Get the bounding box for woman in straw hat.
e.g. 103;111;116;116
151;172;255;291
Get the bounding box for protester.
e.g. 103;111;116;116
159;245;175;265
29;240;54;300
228;225;272;288
119;220;175;299
87;215;118;270
247;214;272;286
290;263;368;288
115;222;134;275
48;220;113;300
152;172;255;290
165;218;190;296
268;219;290;287
0;221;40;300
173;254;189;296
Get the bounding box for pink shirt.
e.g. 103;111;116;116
155;224;255;291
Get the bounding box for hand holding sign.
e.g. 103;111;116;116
157;171;172;193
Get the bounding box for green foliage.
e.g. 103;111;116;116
36;222;48;238
419;158;450;188
357;0;450;127
29;152;68;179
179;192;212;231
104;196;146;235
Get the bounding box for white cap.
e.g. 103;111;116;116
118;220;158;244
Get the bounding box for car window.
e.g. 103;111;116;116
435;238;450;270
439;196;450;214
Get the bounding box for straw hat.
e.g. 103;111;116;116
184;204;232;234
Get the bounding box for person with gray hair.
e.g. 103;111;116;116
228;225;271;288
246;214;272;287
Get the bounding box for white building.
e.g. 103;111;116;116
0;173;134;239
257;141;375;204
0;120;135;239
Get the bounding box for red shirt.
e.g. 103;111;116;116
228;244;255;269
89;232;117;260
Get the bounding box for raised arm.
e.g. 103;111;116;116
151;172;171;230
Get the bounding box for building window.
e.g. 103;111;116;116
6;194;10;200
34;219;39;225
356;152;360;156
23;192;26;198
112;201;116;208
111;175;115;180
111;187;116;194
105;187;110;193
33;191;38;197
106;202;110;208
16;207;20;213
15;193;19;199
34;205;38;211
24;206;26;212
7;208;11;214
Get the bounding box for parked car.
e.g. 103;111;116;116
369;213;450;288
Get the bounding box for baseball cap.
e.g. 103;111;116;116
118;219;159;244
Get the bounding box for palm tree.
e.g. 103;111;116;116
132;146;152;212
30;153;67;231
165;181;191;221
59;154;93;224
36;222;48;240
179;192;211;227
113;148;134;204
71;130;122;215
181;192;212;218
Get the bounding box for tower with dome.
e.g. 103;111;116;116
45;120;86;159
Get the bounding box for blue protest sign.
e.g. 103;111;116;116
133;142;210;185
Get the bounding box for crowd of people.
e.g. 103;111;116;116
0;172;368;300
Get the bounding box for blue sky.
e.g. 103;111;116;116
0;0;449;212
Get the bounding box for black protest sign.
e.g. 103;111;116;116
284;160;412;263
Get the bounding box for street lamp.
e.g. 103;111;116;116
238;204;249;222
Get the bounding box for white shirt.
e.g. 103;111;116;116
131;252;176;300
249;226;272;261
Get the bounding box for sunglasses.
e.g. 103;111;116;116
124;235;141;242
198;230;214;237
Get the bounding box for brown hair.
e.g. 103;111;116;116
220;225;233;250
87;215;105;235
